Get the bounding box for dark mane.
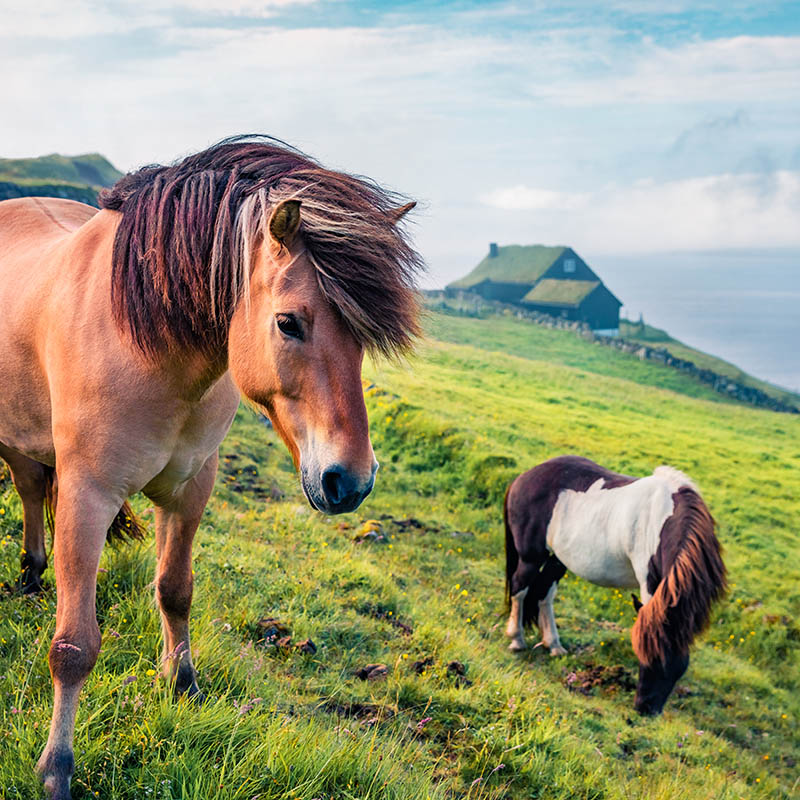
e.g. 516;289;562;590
632;487;727;666
99;135;423;358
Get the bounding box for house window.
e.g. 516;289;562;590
563;259;576;273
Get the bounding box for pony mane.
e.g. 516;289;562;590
632;487;727;666
99;135;423;358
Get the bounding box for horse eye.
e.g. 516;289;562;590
276;313;303;341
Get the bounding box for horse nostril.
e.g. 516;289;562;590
322;466;347;505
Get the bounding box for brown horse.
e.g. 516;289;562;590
0;136;422;800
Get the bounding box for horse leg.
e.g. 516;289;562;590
505;557;542;651
36;478;120;800
536;555;568;656
150;452;217;698
0;446;49;593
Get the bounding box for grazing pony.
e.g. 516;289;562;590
0;136;421;799
504;455;726;715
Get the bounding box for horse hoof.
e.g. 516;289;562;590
508;639;527;652
549;645;567;656
36;748;73;800
176;681;205;705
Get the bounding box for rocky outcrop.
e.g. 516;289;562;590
429;290;799;414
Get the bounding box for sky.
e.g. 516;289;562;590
2;0;800;288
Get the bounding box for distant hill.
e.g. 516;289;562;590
0;152;123;207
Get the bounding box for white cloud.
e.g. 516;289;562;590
482;170;800;252
3;0;317;40
540;35;800;106
481;185;590;211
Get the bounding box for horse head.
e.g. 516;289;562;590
630;594;689;715
228;197;417;514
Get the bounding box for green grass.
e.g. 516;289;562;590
1;311;798;799
0;153;122;188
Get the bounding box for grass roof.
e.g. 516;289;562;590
522;278;599;307
448;244;566;289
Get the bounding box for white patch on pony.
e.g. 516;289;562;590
546;474;680;592
653;465;698;493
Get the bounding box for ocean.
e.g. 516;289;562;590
592;250;800;394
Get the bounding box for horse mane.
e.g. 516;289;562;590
631;487;727;666
99;135;423;359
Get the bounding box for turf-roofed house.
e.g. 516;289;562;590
448;243;623;334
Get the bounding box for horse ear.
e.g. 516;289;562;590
269;200;302;247
389;201;416;223
631;593;643;613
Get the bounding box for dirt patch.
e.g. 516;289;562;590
220;454;284;501
446;660;472;687
357;603;414;635
355;663;389;681
320;699;395;724
411;656;434;674
563;664;635;696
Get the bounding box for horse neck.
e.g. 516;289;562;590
156;347;230;403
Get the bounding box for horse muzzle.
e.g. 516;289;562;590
301;460;377;514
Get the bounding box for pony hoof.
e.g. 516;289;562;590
508;639;527;652
549;645;567;656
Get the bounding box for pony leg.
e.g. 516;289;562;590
0;446;49;593
151;452;217;698
506;558;541;651
537;555;568;656
538;583;567;656
36;478;120;800
506;587;529;651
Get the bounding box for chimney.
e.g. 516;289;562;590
489;242;498;258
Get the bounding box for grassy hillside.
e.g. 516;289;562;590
1;311;798;799
619;319;800;407
0;153;123;207
0;153;122;188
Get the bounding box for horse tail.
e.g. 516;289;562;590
504;484;517;611
42;467;144;544
43;466;57;535
632;487;726;666
108;501;145;543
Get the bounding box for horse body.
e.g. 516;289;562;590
0;138;421;799
504;455;725;715
0;199;240;490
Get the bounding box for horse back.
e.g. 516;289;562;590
0;198;103;462
0;197;97;251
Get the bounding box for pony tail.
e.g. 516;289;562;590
632;488;727;666
504;485;517;611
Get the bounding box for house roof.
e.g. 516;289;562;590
448;244;566;289
522;279;599;307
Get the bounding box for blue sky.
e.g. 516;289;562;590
2;0;799;285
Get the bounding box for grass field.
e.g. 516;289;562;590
1;310;798;799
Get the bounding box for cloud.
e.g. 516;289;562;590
482;170;800;252
481;185;590;211
535;35;800;107
4;0;317;40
